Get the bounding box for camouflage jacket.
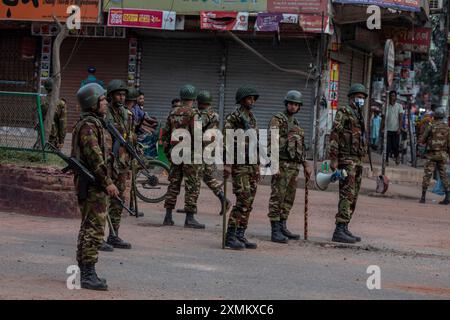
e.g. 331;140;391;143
105;103;134;172
269;110;306;164
198;106;219;150
42;98;67;144
71;112;113;190
329;104;367;165
223;106;258;165
420;121;450;161
161;101;200;159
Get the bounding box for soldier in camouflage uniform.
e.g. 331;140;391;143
267;90;312;244
419;107;450;205
162;84;205;229
72;83;120;291
103;79;133;249
328;83;368;244
41;79;67;150
196;90;231;216
223;86;260;250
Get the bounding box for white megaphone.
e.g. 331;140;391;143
315;170;348;191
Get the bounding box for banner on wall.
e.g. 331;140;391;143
108;8;176;30
200;11;249;31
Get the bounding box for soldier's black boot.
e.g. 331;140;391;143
163;208;174;226
332;223;356;244
270;221;288;244
225;225;245;250
217;191;231;216
80;263;108;291
439;190;450;205
79;262;106;286
419;189;426;204
344;224;361;242
236;227;257;249
98;240;114;252
184;213;205;229
280;219;300;240
107;232;132;249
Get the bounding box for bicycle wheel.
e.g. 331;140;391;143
135;159;170;203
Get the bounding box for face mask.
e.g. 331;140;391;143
354;98;365;108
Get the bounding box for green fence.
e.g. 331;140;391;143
0;91;46;159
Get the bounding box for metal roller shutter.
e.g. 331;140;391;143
139;38;223;123
338;46;366;108
60;38;129;129
224;38;317;147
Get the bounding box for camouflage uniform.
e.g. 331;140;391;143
72;113;113;265
420;121;450;190
162;101;201;214
42;98;67;147
268;110;306;221
224;106;259;229
105;104;134;234
198;105;222;196
329;104;366;225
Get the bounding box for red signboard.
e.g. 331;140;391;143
268;0;327;13
383;27;431;54
107;8;176;30
200;11;249;31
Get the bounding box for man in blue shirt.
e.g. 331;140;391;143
80;67;104;88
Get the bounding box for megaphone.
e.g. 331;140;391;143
315;170;348;191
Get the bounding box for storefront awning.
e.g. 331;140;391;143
333;0;422;13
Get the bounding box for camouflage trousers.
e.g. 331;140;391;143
228;165;258;229
422;159;449;190
109;170;129;234
335;163;363;224
164;163;201;213
76;186;108;265
201;164;222;196
268;161;300;221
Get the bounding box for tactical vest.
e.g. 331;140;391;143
273;112;305;162
337;105;365;158
427;121;450;152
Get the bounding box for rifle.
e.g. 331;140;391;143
104;120;154;180
46;143;136;228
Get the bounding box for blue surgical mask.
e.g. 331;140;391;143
354;98;365;108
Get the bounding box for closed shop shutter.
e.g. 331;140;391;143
60;38;129;129
337;46;366;108
139;38;223;124
224;38;317;147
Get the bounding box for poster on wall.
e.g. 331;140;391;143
200;11;249;31
108;8;176;30
329;60;340;110
267;0;327;13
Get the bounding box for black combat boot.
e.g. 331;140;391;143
419;189;426;204
280;219;300;240
107;233;132;249
163;208;174;226
439;190;450;205
80;263;108;291
225;225;245;250
98;240;114;252
217;191;231;216
332;223;356;244
344;224;361;242
78;262;106;286
270;221;288;244
236;227;257;249
184;213;205;229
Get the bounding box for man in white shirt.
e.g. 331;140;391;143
385;90;404;165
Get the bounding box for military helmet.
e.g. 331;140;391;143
197;90;212;104
434;107;447;119
43;79;53;92
180;84;197;100
235;86;259;104
106;79;128;96
348;83;368;98
126;87;139;101
284;90;303;105
77;83;106;111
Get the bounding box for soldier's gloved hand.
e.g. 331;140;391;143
223;165;232;178
106;183;120;198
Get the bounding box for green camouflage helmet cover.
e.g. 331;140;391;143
235;86;259;104
284;90;303;105
180;84;197;100
107;79;128;96
126;87;139;101
43;79;53;92
77;83;106;111
434;107;447;119
348;83;368;98
197;90;212;104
